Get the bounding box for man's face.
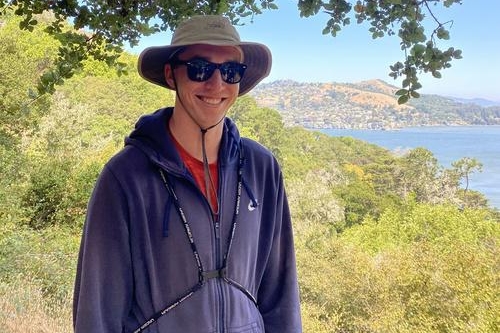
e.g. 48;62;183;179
165;44;243;130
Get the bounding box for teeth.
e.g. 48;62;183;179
201;97;222;105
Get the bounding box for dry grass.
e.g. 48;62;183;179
0;279;72;333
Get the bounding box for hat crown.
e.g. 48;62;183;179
172;16;241;46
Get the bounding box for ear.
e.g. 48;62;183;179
164;63;176;89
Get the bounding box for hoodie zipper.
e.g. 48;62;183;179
193;169;225;333
165;168;227;332
214;216;225;333
214;167;225;333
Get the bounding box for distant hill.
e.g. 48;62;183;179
450;97;500;107
250;80;500;129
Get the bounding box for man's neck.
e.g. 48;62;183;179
168;110;223;163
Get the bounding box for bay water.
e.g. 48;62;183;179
320;126;500;209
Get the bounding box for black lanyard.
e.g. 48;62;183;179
132;144;256;333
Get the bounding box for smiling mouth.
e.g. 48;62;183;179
199;96;225;105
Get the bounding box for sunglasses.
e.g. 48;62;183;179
172;58;247;84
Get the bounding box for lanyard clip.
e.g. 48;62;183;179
201;267;227;283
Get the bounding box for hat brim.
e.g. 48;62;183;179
138;42;272;96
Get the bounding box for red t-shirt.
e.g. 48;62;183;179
170;134;219;214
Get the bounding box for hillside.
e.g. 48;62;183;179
250;80;500;129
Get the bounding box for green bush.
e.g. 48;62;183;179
22;160;72;229
55;160;103;229
296;203;499;332
343;203;499;253
0;145;28;226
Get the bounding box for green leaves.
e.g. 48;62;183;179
298;0;324;17
5;0;464;104
298;201;500;333
311;0;352;37
298;0;464;103
436;26;450;40
395;88;407;96
2;0;279;97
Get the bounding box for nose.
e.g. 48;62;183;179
204;68;225;89
207;68;224;84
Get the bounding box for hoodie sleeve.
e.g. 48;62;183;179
258;172;302;333
73;165;133;333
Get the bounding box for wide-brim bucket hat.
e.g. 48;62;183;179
138;15;272;96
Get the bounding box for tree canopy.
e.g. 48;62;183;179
1;0;463;103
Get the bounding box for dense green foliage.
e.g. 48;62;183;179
1;15;499;332
0;13;56;146
1;0;463;103
298;205;499;333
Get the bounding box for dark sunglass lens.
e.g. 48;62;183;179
220;62;247;84
186;59;216;82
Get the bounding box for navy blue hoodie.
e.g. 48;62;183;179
73;108;302;332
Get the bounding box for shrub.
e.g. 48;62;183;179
22;160;72;229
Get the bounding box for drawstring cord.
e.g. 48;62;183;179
171;65;224;215
200;129;211;202
242;177;259;209
199;122;224;216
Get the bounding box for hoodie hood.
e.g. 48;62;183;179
124;107;242;174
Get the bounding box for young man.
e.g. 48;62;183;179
73;15;302;333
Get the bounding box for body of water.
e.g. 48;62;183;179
320;126;500;209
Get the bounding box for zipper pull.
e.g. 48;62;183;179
214;221;221;239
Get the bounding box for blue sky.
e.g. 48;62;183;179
129;0;500;102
